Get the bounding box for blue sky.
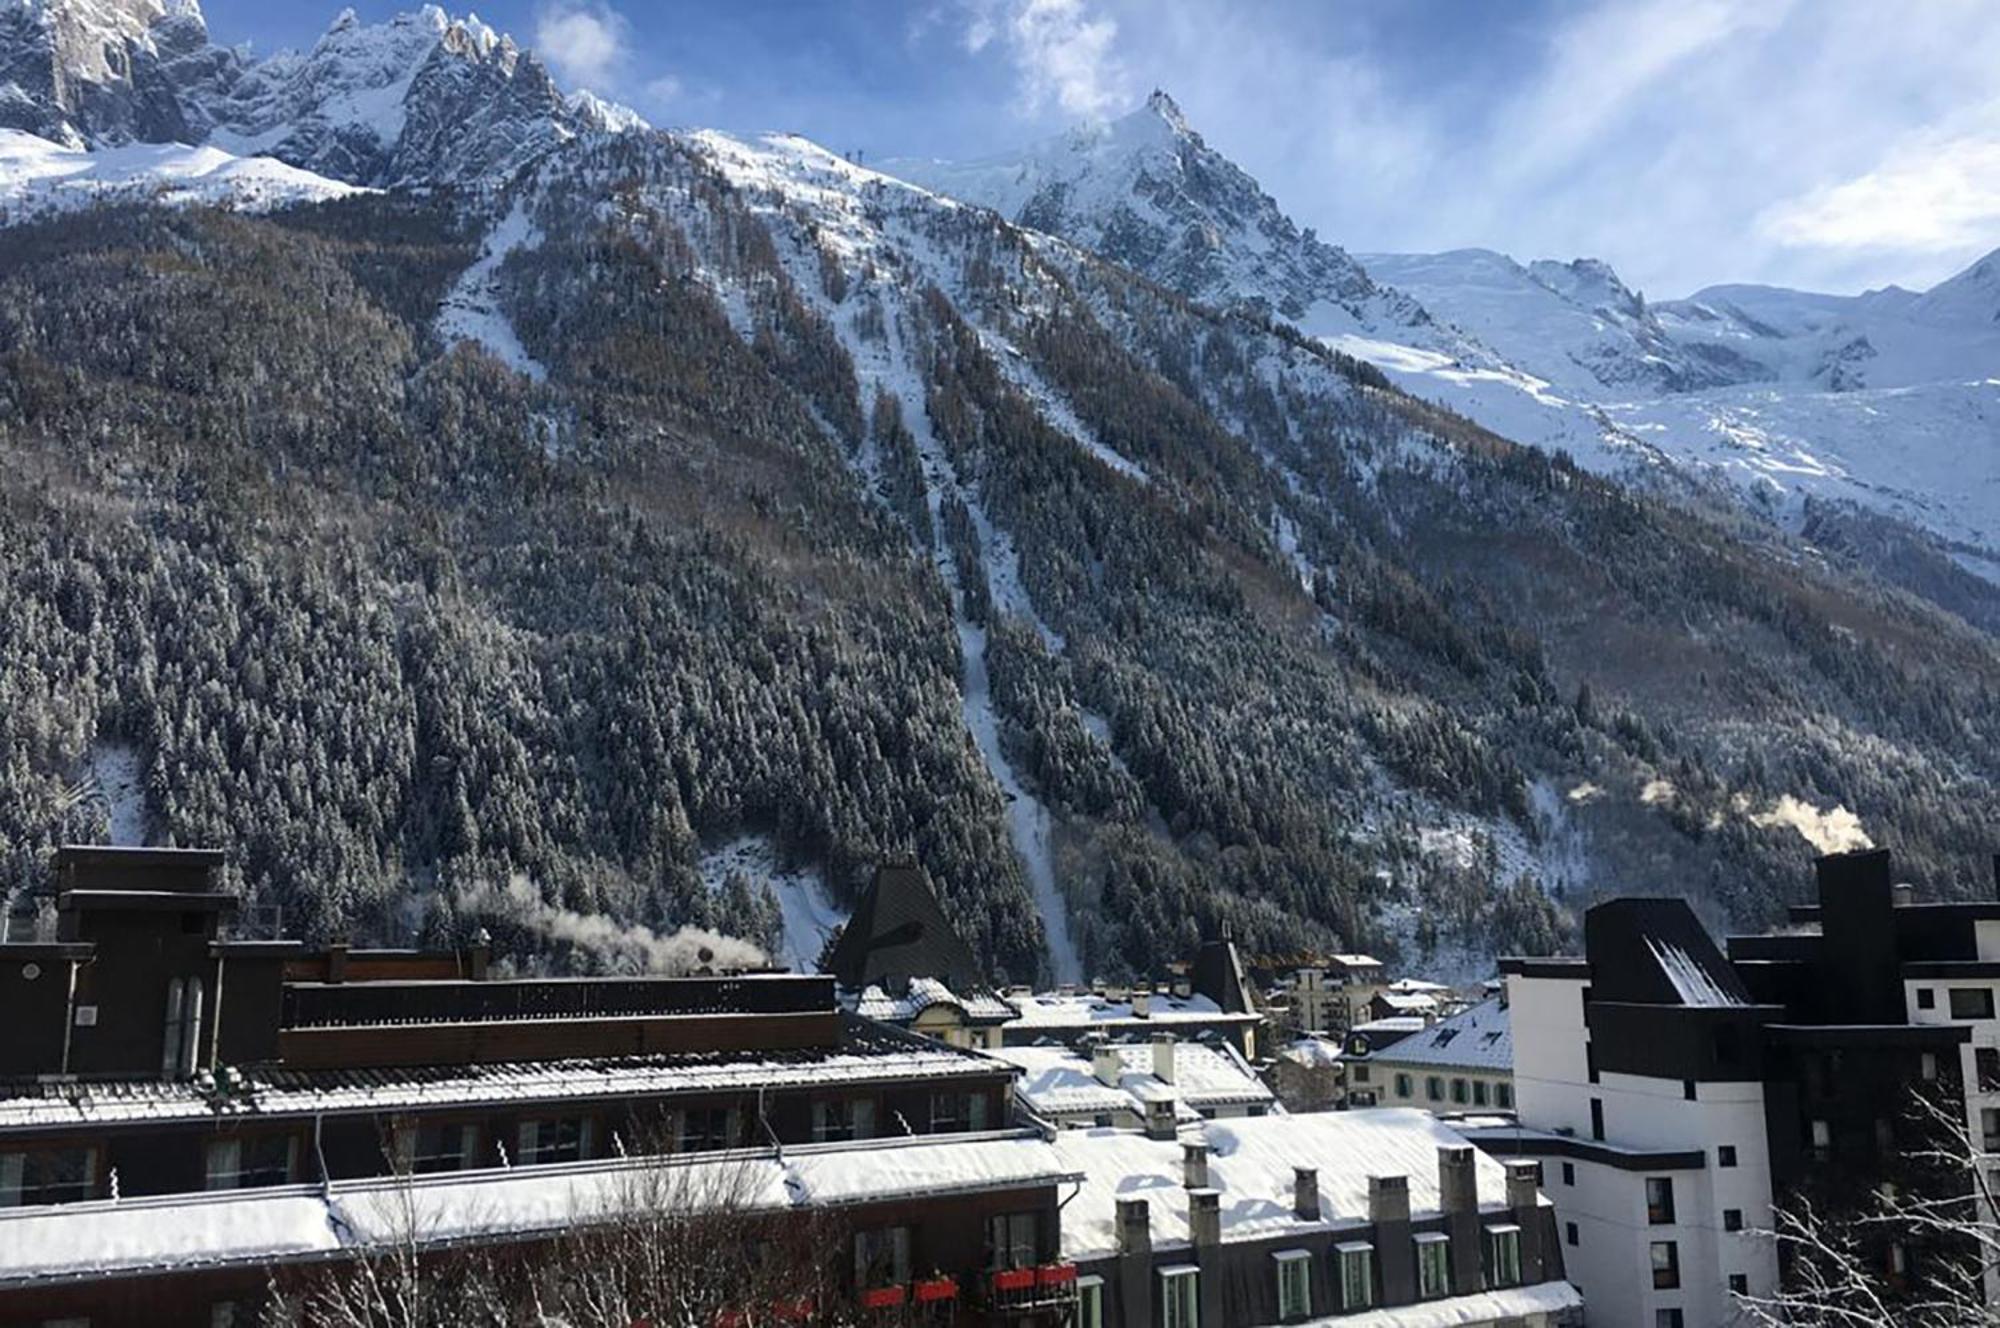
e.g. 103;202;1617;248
196;0;2000;299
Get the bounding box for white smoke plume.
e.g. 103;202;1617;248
458;876;768;975
1748;795;1874;856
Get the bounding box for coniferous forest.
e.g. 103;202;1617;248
1;132;1997;983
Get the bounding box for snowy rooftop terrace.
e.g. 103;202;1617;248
0;1131;1078;1288
990;1042;1273;1119
1050;1110;1538;1261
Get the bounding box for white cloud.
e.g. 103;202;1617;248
644;73;684;106
1761;115;2000;255
962;0;1129;119
534;2;630;90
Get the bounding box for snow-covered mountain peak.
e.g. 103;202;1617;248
1142;87;1187;131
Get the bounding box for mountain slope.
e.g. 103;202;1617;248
3;8;1999;984
899;96;2000;570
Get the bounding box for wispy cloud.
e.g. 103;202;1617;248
1760;108;2000;257
961;0;1130;119
534;1;631;90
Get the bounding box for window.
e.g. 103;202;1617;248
1352;1064;1371;1083
1496;1082;1514;1109
1683;1080;1697;1101
930;1092;969;1132
1336;1242;1375;1309
205;1135;296;1190
1656;1312;1685;1328
1926;1051;1943;1083
1718;1145;1737;1168
395;1122;476;1174
1565;1221;1578;1247
1415;1233;1450;1299
812;1097;876;1142
1980;1049;2000;1092
1450;1079;1469;1105
1917;987;1936;1010
1646;1177;1677;1225
1810;1119;1832;1162
1984;1108;2000;1153
1394;1073;1413;1099
1951;988;1996;1020
854;1225;910;1288
1473;1080;1490;1107
678;1105;739;1152
1159;1266;1199;1328
1560;1161;1575;1186
1651;1240;1681;1290
1724;1208;1744;1233
1729;1273;1749;1295
161;975;204;1080
987;1212;1039;1270
1590;1098;1604;1141
1273;1249;1312;1319
0;1147;95;1206
1484;1225;1522;1289
518;1117;592;1166
1426;1076;1445;1103
1077;1276;1105;1328
1586;1040;1599;1085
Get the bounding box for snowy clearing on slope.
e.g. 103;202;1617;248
436;200;548;381
699;836;846;974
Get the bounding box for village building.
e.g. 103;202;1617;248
1487;847;1993;1327
1347;996;1514;1115
1049;1110;1581;1327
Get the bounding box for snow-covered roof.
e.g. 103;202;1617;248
1365;998;1512;1073
1646;936;1748;1007
1374;991;1440;1014
1005;990;1260;1031
1386;978;1454;995
0;1021;1005;1134
1350;1016;1427;1035
0;1132;1078;1288
1050;1110;1532;1261
1281;1280;1581;1327
1329;954;1383;968
1277;1037;1345;1068
991;1043;1273;1118
844;977;1017;1024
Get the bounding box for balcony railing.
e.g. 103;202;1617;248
986;1264;1080;1313
282;974;833;1028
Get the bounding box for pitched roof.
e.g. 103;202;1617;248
1366;997;1512;1072
992;1042;1274;1118
821;863;986;993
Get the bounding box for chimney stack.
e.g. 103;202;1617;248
1117;1198;1152;1255
1438;1145;1476;1216
1183;1141;1210;1190
1152;1032;1176;1084
469;927;492;981
1132;988;1152;1018
1893;883;1916;908
1368;1174;1409;1224
1094;1045;1123;1087
1189;1188;1221;1247
1294;1166;1321;1221
1144;1097;1178;1141
1504;1158;1541;1210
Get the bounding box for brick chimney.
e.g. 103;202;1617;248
1183;1141;1209;1190
1189;1188;1221;1247
1094;1044;1123;1087
1152;1032;1176;1084
1294;1166;1321;1221
1368;1174;1409;1223
1117;1198;1152;1255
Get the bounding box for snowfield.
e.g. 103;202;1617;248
0;128;364;218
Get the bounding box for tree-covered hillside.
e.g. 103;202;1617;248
0;130;1995;982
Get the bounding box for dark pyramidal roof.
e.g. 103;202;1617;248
821;862;986;994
